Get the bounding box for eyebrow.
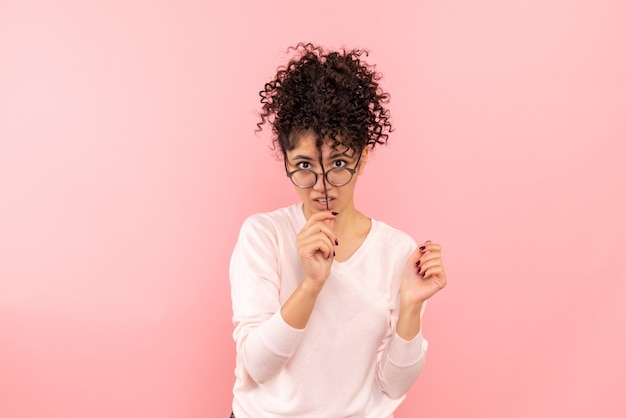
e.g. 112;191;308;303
329;151;350;160
290;154;315;161
291;152;352;160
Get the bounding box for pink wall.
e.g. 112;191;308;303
1;1;624;417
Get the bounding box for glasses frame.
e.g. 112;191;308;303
285;152;363;189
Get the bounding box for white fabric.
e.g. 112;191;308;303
230;203;428;418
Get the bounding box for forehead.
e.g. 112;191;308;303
287;132;354;158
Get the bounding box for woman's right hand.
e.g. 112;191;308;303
296;211;338;288
280;211;338;329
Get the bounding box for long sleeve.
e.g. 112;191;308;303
231;206;433;417
375;243;429;399
230;215;304;384
375;302;429;399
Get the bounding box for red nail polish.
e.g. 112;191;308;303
333;251;336;257
419;246;426;251
335;239;339;245
331;212;339;216
417;266;421;274
416;260;421;267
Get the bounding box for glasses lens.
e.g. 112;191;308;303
327;168;352;186
291;170;317;188
289;168;354;188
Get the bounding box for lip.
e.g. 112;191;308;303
313;197;336;210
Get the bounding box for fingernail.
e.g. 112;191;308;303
333;251;336;257
415;260;421;267
419;246;426;251
417;266;421;274
331;211;339;216
335;239;339;245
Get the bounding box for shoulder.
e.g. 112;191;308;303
238;204;302;240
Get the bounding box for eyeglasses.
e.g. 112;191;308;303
285;153;362;188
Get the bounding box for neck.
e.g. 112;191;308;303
333;206;361;237
327;205;371;263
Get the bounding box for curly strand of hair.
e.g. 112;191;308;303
256;80;280;134
257;43;393;156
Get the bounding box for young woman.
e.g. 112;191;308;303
229;43;447;418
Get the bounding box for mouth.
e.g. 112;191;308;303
314;197;336;209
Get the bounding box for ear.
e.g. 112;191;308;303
357;146;370;175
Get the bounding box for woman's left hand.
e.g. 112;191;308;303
400;241;447;308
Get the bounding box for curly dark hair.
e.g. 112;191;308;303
257;43;393;157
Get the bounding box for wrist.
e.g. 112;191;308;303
396;301;424;341
400;300;424;316
301;277;324;297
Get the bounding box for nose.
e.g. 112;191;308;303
312;170;330;192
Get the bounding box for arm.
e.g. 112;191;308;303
280;211;337;329
230;212;337;384
230;216;301;384
376;241;446;398
375;300;429;399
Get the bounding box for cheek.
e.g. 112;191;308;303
294;187;310;200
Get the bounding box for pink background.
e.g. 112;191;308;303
1;1;625;417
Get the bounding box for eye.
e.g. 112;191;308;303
296;161;311;170
332;160;347;168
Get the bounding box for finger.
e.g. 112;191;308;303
415;253;443;272
418;259;442;276
418;242;442;253
421;266;444;280
306;210;340;225
408;246;426;265
312;237;334;260
301;211;338;237
299;231;334;248
415;252;442;267
414;245;439;265
300;223;337;246
420;255;442;268
299;234;335;259
300;220;336;237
